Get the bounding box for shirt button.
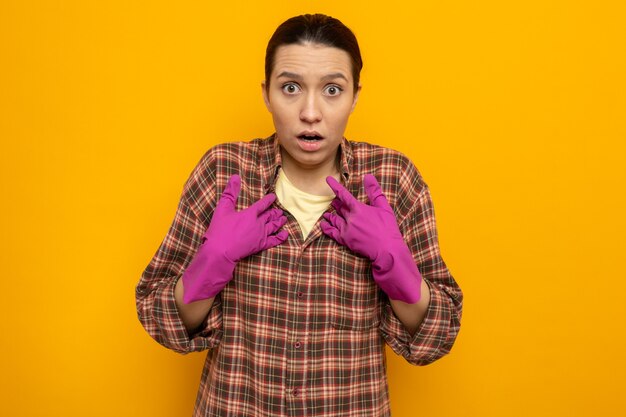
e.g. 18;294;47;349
297;292;304;299
292;388;300;397
294;341;302;349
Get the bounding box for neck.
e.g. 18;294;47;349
279;148;341;196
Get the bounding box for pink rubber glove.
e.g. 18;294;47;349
182;175;288;303
321;175;422;303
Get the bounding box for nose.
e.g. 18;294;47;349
299;92;322;123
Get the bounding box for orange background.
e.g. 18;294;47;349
1;1;625;416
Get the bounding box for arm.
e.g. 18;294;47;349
138;169;289;347
135;150;223;354
380;185;463;366
320;164;462;365
135;196;223;354
321;160;462;365
388;279;431;336
174;278;215;333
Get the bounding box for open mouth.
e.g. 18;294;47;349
298;134;323;142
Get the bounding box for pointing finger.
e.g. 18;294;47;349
249;193;277;215
326;176;355;209
269;208;284;220
263;230;289;250
320;221;344;245
330;198;350;218
363;174;390;209
331;198;342;212
266;216;288;235
323;212;346;231
260;208;284;224
218;175;241;210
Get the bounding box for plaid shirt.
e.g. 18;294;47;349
136;135;463;417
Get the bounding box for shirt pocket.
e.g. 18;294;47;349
325;246;381;331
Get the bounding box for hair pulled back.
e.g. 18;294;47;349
265;14;363;92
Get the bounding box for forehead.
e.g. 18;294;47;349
271;43;353;81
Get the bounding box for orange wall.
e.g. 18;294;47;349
1;1;625;416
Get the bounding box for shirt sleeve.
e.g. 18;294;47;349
135;151;223;354
379;174;463;366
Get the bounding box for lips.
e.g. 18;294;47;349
295;131;324;152
297;130;324;141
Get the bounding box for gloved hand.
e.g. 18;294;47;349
320;174;422;303
182;174;288;303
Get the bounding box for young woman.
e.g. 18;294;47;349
136;14;463;417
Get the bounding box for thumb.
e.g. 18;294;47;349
218;175;241;211
364;174;390;209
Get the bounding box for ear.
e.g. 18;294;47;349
261;81;271;112
350;83;362;114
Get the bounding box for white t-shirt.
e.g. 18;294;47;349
274;168;334;239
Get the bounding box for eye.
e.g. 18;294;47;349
323;85;343;96
281;83;301;94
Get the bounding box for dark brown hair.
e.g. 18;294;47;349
265;14;363;93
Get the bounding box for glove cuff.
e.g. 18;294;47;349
372;239;422;303
181;241;237;304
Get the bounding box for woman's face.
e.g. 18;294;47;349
262;43;360;175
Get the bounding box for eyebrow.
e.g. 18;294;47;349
276;71;349;83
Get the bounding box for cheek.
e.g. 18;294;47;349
271;102;295;124
328;106;352;130
270;108;288;130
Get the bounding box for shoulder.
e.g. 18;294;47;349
187;137;272;180
193;138;269;170
347;139;427;205
349;141;426;191
349;140;423;178
181;137;272;217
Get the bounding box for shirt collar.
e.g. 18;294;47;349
260;133;354;194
